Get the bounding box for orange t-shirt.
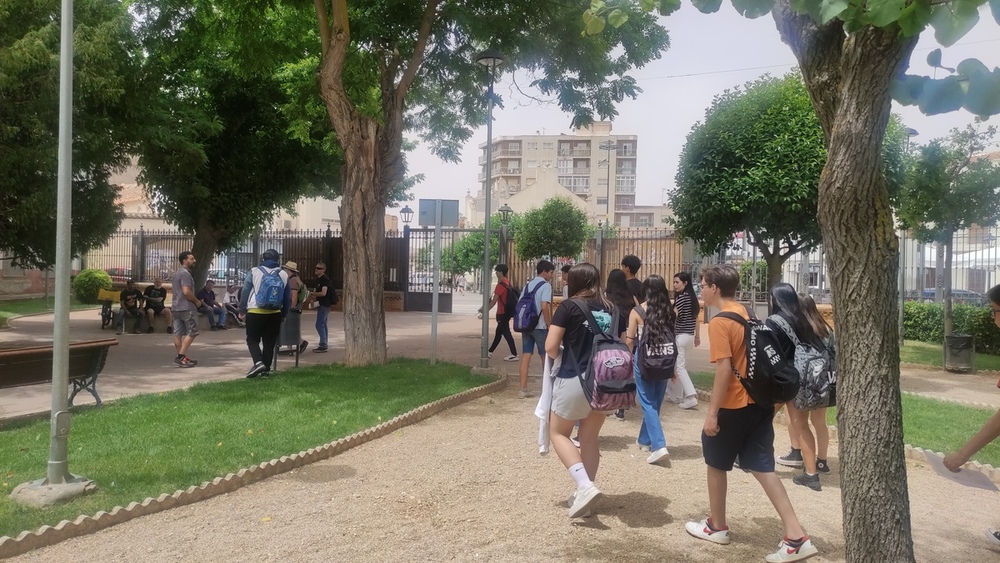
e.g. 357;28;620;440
708;300;752;409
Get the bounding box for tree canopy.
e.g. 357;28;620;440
0;0;140;268
516;197;589;260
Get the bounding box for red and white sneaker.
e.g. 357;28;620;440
764;537;818;562
685;518;731;545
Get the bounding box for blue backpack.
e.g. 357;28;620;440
513;279;545;333
255;266;284;309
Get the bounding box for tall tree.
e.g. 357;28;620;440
516;197;589;260
595;0;1000;559
308;0;670;365
131;1;347;287
0;0;140;268
671;73;907;290
899;123;1000;335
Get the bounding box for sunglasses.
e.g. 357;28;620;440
991;308;1000;319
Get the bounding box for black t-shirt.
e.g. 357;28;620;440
626;278;643;304
766;311;798;360
143;285;167;309
551;298;613;379
316;274;334;307
120;288;143;310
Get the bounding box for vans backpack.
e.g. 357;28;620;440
255;266;284;310
769;315;836;410
513;279;545;333
572;299;636;411
501;281;519;315
716;307;799;408
634;306;678;381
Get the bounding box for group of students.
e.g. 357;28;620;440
536;263;827;562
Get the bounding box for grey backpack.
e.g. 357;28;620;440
769;315;835;410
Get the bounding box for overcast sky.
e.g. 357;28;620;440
395;6;1000;217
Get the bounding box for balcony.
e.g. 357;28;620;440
616;169;636;176
478;172;487;181
496;167;521;176
493;149;522;158
558;147;592;157
615;184;635;194
572;167;591;175
615;203;635;211
616;148;637;157
478;155;487;165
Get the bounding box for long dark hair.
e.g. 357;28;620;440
642;275;674;346
674;271;700;319
568;263;604;302
605;268;634;311
801;294;832;340
770;283;820;347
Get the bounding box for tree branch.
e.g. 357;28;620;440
396;0;440;101
313;0;331;57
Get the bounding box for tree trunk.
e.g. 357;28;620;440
190;220;222;291
765;255;785;293
944;233;954;336
774;4;918;559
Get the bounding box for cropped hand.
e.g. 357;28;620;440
943;452;968;472
694;334;701;347
703;414;720;437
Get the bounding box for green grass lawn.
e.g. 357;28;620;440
900;339;1000;371
0;360;494;539
690;372;1000;467
0;297;94;327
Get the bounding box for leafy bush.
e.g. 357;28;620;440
72;269;112;304
903;301;1000;355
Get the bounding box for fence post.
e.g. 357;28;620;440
596;222;604;271
137;224;146;282
402;224;410;312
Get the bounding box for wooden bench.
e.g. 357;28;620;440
0;339;119;407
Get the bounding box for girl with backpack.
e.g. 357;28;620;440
605;268;635;421
626;275;675;464
544;263;616;518
799;295;835;475
668;271;701;410
766;283;825;492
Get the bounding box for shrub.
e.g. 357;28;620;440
72;269;112;304
903;301;1000;356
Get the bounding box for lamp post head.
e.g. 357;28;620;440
599;140;618;151
906;128;919;138
498;203;513;225
400;205;414;225
475;49;505;71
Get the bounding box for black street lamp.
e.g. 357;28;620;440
599;140;617;224
476;48;504;369
400;205;414;226
498;203;513;225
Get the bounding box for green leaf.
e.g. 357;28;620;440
896;0;933;36
789;0;823;21
819;0;850;23
591;0;608;13
607;8;629;28
584;12;607;35
867;0;908;27
732;0;776;18
691;0;725;14
640;0;657;11
659;0;682;16
917;76;967;114
930;2;981;47
963;70;1000;117
926;49;942;68
890;75;925;106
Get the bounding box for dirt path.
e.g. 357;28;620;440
12;385;1000;562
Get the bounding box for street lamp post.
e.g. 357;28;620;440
400;205;413;311
476;49;504;369
900;128;918;348
599;140;617;224
498;203;513;265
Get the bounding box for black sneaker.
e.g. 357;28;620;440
174;355;197;368
314;346;328;353
792;472;821;491
298;340;309;355
777;448;804;468
166;326;173;334
146;327;154;334
246;361;267;379
614;409;625;421
816;459;830;473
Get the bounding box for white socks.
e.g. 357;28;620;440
569;463;592;490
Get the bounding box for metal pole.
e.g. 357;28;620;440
606;145;612;222
431;200;442;365
899;229;906;347
481;73;495;369
48;0;75;485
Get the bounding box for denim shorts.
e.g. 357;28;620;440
702;403;775;472
521;328;548;355
172;309;199;338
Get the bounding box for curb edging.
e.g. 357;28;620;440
0;373;507;559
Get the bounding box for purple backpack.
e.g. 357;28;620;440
572;299;636;411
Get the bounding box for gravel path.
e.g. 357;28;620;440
12;384;1000;562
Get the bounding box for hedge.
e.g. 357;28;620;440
903;301;1000;356
71;268;113;304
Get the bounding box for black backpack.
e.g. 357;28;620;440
634;306;678;381
716;306;799;408
501;280;519;314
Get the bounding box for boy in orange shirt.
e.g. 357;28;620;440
685;265;817;562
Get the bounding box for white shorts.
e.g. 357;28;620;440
551;376;594;421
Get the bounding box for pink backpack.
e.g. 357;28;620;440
572;299;636;411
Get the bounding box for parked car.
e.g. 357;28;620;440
104;267;132;282
919;288;987;306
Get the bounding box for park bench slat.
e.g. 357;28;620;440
0;339;118;407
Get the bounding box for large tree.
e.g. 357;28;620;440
670;73;906;290
597;0;1000;559
309;0;670;365
899;122;1000;335
516;197;589;260
0;0;140;268
132;1;345;287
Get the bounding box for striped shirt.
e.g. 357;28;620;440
674;292;697;335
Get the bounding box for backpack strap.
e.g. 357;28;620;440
715;311;749;378
571;298;611;337
768;314;801;346
524;278;544;298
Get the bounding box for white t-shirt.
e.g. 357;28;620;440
523;276;553;330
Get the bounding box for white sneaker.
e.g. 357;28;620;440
518;389;534;399
503;354;519;361
567;484;601;518
679;396;699;410
986;529;1000;546
647;447;669;464
636;440;651;453
764;537;818;562
570;435;581;448
685;518;731;545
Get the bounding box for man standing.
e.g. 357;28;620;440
143;277;173;333
283;261;309;354
196;280;227;330
517;260;555;398
483;264;518;361
621;254;644;304
171;251;202;367
307;262;335;353
115;279;144;335
560;264;572;299
239;249;291;378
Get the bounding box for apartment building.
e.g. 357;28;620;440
465;122;669;228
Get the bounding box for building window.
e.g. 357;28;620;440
597;197;608;206
557;159;573;174
597;178;608;186
542;142;554;150
526;142;538;151
558;176;590;193
526;160;537;168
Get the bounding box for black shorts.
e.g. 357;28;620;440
702;403;775;473
145;304;165;315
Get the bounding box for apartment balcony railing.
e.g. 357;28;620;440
558;148;592;157
615;204;635;211
615;185;636;194
616;148;637;157
478;155;488;165
478;172;487;181
617;169;636;176
572;167;591;175
492;149;522;158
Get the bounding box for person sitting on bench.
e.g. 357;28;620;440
196;280;227;330
143;277;173;333
116;279;145;335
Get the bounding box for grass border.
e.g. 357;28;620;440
0;370;507;559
